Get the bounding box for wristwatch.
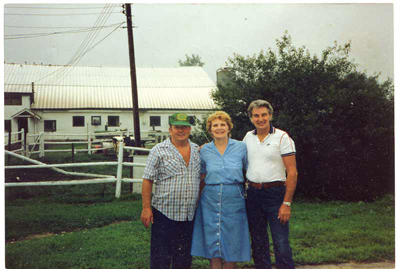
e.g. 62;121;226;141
283;202;291;207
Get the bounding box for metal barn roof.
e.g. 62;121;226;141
4;63;217;110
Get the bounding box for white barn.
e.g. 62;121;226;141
4;63;217;142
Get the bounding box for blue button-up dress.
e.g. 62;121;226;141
191;138;251;262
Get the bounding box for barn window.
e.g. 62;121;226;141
44;120;56;132
92;116;101;126
5;95;22;106
73;116;85;127
150;116;161;127
108;116;120;127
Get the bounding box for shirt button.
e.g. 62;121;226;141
217;233;219;235
217;223;220;226
217;242;220;245
217;213;220;216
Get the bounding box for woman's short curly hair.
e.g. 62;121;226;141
206;111;233;137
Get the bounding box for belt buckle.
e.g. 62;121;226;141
255;183;262;189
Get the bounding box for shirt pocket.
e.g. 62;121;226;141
161;157;182;177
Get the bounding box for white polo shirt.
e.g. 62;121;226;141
243;125;296;183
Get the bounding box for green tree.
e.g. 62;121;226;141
178;54;205;67
190;114;213;146
212;32;394;201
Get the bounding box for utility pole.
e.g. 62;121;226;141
125;3;141;148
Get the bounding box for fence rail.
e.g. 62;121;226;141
4;142;150;198
4;130;25;154
5;130;135;158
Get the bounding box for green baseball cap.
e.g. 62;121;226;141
169;113;192;126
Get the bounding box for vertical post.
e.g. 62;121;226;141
72;144;75;163
39;132;45;157
25;132;30;156
88;132;92;155
72;143;75;172
31;82;35;104
7;128;12;151
115;141;124;198
125;3;141;148
130;154;134;193
7;131;12;165
21;128;25;156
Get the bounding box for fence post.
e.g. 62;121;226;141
130;154;134;193
7;132;11;165
7;131;11;151
72;144;75;164
39;132;45;157
25;132;30;156
88;132;92;155
21;128;25;156
115;141;124;198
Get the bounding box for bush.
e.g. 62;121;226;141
212;32;394;201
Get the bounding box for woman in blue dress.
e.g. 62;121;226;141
191;111;251;269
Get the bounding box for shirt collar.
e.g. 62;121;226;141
162;137;195;149
160;137;173;148
252;124;275;135
212;137;235;146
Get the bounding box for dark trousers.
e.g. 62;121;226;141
150;207;194;269
246;185;295;269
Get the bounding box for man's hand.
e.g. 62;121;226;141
141;208;154;228
278;203;291;225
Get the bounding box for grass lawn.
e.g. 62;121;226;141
5;189;394;269
4;150;395;268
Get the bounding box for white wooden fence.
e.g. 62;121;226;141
4;142;150;198
4;130;132;158
4;129;25;154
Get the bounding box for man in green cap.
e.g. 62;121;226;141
141;113;201;269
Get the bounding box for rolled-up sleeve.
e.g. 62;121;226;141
143;147;160;181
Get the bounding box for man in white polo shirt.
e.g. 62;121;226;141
243;99;298;269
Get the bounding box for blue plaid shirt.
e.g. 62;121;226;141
143;138;201;221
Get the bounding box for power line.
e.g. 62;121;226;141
5;6;110;9
41;4;115;85
5;24;122;29
5;12;121;16
81;22;124;57
5;23;124;40
38;4;120;85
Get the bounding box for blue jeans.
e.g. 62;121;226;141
246;185;295;269
150;207;194;269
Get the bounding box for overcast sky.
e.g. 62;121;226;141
3;2;396;84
